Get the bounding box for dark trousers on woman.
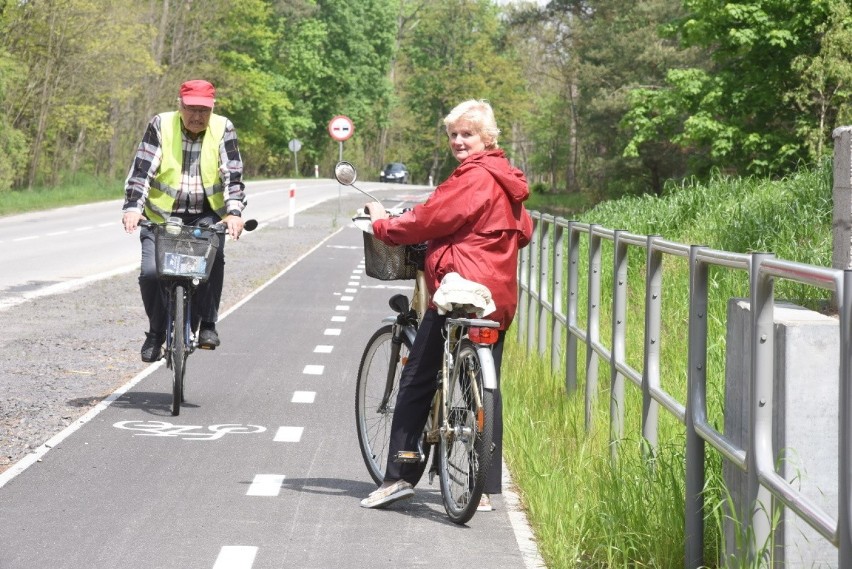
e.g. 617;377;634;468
383;308;505;495
138;213;225;335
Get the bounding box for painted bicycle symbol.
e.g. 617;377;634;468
113;420;267;441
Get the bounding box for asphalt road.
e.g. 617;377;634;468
0;188;543;569
0;177;362;311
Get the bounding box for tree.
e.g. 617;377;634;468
395;0;527;184
787;0;852;160
623;0;835;180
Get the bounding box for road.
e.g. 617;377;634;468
0;185;543;569
0;178;381;310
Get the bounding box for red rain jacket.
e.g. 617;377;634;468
373;149;533;329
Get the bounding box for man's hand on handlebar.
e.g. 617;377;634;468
365;201;389;224
123;211;143;233
223;214;245;240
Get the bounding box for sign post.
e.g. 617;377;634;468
288;139;302;175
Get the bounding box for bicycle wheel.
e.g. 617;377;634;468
355;324;430;485
439;339;495;524
170;284;188;416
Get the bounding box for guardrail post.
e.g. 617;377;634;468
538;219;551;356
841;270;852;568
642;235;662;456
748;253;775;565
610;230;627;462
585;224;601;432
566;222;580;394
527;214;541;353
685;245;708;568
552;222;565;375
833;127;852;312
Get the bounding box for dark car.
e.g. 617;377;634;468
379;162;410;184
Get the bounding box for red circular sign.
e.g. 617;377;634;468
328;115;355;142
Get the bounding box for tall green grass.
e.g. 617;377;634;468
504;161;833;568
0;174;122;217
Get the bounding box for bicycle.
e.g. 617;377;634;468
336;162;501;525
140;216;256;416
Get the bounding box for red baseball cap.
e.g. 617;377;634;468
179;80;215;108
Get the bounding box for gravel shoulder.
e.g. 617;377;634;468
0;194;366;473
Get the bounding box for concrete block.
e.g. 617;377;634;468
724;299;838;568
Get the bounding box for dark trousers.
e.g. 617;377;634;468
138;217;225;335
384;309;505;494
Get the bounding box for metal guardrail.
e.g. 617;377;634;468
515;211;852;568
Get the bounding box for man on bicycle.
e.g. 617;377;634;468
121;79;246;362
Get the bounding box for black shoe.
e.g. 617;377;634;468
198;327;220;349
141;332;165;362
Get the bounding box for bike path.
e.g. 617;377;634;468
0;220;541;569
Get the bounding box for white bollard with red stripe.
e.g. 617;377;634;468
288;184;296;227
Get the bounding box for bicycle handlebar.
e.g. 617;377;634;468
139;218;258;233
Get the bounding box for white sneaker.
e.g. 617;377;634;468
477;493;494;512
360;480;414;509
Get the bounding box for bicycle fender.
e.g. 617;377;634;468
476;346;498;389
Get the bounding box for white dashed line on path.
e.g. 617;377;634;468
274;427;304;442
212;546;258;569
292;391;316;403
246;474;286;497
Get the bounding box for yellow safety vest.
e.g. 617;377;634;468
144;111;228;223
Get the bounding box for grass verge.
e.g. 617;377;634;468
504;161;832;567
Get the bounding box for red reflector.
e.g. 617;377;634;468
468;327;498;344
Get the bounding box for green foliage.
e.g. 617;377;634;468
624;0;842;179
395;0;527;184
0;0;847;204
0;49;27;191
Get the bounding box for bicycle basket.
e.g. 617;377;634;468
362;232;422;281
154;225;219;281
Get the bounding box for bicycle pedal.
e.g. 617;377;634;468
198;344;216;351
394;450;421;463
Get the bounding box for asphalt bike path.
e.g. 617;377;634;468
0;222;539;568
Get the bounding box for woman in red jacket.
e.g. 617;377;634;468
360;99;533;511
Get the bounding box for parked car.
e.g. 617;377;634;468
379;162;410;184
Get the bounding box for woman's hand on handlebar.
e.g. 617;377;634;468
123;211;143;234
365;201;388;224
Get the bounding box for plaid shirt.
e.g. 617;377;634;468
122;114;245;216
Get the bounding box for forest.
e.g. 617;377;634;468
0;0;849;203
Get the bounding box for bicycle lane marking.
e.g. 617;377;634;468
0;228;341;490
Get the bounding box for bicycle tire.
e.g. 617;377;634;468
171;284;188;416
439;339;495;524
355;324;430;485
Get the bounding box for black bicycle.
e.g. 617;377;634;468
141;217;256;415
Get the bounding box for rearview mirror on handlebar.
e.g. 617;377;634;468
333;161;382;204
334;161;358;186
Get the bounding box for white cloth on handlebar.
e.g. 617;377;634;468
432;272;496;318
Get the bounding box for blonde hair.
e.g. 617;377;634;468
443;99;500;149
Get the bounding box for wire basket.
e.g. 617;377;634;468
362;233;424;281
154;224;219;281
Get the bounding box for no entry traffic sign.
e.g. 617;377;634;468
328;115;354;142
